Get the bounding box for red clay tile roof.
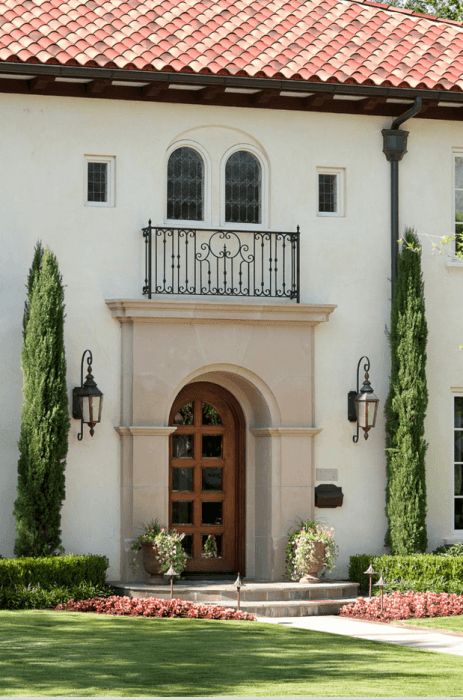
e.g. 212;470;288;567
1;0;463;92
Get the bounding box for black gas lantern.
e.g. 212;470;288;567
348;356;379;443
72;349;103;441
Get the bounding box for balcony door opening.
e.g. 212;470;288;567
169;381;245;574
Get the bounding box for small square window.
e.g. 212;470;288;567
317;168;344;216
85;156;115;206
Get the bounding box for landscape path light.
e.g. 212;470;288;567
348;355;379;443
72;349;103;441
165;564;178;599
364;563;377;599
234;572;245;611
375;575;386;612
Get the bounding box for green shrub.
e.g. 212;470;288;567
0;582;111;610
0;555;110;609
349;554;463;594
433;543;463;557
0;555;108;589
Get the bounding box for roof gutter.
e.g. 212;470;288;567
382;97;423;300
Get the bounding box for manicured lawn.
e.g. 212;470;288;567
404;615;463;634
1;610;463;696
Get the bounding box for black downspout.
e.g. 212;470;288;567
382;97;422;299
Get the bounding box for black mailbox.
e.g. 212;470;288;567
315;484;344;508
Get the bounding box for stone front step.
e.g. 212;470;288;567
230;598;357;617
112;580;359;616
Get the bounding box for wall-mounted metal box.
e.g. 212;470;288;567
315;484;344;508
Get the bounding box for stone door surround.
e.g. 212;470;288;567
107;298;335;581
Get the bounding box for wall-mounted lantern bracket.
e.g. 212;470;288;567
348;355;379;444
72;349;103;441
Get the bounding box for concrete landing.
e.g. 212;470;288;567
112;579;359;617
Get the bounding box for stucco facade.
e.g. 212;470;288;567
1;92;462;580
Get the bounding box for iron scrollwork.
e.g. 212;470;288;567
142;224;300;302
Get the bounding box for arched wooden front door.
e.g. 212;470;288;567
169;382;245;573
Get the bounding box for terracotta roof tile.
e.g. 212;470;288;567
1;0;463;91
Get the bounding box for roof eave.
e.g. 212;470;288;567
1;61;462;102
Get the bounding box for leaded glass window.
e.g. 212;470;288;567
225;151;261;224
85;156;115;206
87;162;108;203
167;147;204;221
317;168;344;216
318;174;337;213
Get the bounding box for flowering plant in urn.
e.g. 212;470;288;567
132;520;187;576
286;519;338;582
154;528;187;575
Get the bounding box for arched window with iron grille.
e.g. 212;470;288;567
167;146;204;221
225;150;261;224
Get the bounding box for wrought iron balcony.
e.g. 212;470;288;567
142;223;300;302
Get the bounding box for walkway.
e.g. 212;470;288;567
260;614;463;656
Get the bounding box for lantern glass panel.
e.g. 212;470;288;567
369;397;379;428
355;394;378;430
81;396;90;423
355;396;369;429
81;395;102;424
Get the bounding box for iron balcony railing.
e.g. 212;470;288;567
142;223;300;302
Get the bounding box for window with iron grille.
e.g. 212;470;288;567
225;151;261;224
85;156;114;206
317;168;344;216
167;147;204;221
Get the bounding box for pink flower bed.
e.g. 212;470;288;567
340;591;463;622
56;595;255;621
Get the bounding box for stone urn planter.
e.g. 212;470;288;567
298;541;326;583
286;520;338;583
141;542;162;576
132;520;188;581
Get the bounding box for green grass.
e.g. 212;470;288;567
404;615;463;634
1;610;463;696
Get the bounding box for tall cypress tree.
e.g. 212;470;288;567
385;228;428;553
23;241;44;336
14;245;69;556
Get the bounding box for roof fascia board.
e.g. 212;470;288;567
1;62;463;103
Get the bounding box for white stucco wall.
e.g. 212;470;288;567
0;92;461;578
401;123;463;550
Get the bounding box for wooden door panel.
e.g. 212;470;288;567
169;382;241;573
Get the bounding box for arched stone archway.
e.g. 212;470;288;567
169;368;277;578
166;364;278;427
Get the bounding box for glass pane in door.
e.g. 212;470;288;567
202;403;222;425
202;435;222;457
202;467;223;491
172;501;193;524
173;434;194;458
172;467;194;491
173;402;194;425
201;534;223;558
202;501;223;525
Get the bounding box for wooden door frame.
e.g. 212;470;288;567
169;381;246;575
